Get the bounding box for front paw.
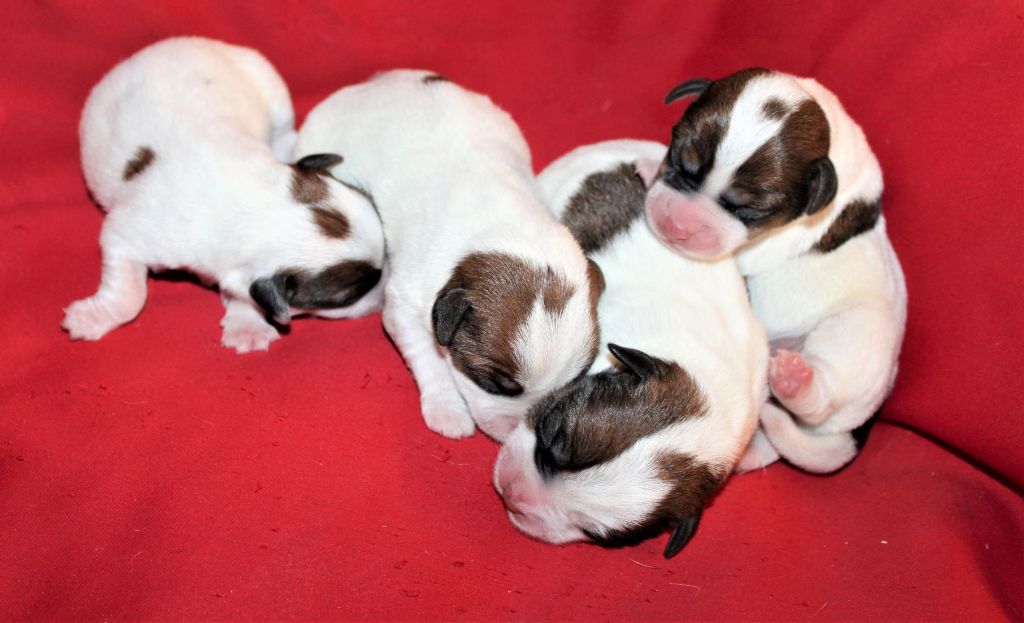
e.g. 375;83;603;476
221;320;280;354
769;349;814;399
62;299;121;341
420;394;476;439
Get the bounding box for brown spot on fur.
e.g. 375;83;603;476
433;252;597;395
309;206;351;239
728;97;832;231
529;352;708;475
664;68;770;191
813;198;882;253
761;97;790;121
278;261;381;311
122;146;155;181
562;163;646;254
422;73;450;84
290;167;330;205
542;267;575;315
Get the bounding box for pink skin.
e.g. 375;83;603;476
770;349;815;399
494;460;541;515
645;189;725;257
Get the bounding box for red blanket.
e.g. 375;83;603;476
1;1;1021;619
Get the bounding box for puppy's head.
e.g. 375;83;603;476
647;68;838;260
432;252;604;439
493;344;727;558
250;153;385;324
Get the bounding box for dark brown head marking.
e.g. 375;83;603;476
529;344;708;477
431;252;598;397
761;97;790;121
310;206;351;239
250;260;382;324
562;163;646;254
290;168;330;205
812;198;882;253
123;146;155;181
422;73;450;84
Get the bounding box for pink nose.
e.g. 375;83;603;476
659;212;709;241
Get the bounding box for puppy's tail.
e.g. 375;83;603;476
759;402;858;474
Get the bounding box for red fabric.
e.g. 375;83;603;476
1;1;1021;620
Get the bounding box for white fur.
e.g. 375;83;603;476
294;70;599;440
65;37;385;352
494;140;768;543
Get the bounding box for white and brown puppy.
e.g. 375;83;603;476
64;37;384;353
644;68;907;473
494;140;767;557
294;70;603;440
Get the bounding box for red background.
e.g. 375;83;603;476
1;1;1021;620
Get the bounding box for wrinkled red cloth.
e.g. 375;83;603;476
1;1;1021;620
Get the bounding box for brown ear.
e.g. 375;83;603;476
805;157;838;215
586;259;605;299
607;343;667;380
250;274;293;326
663;509;703;558
432;287;471;347
664;78;712;104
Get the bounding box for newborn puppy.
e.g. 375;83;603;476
64;37;384;353
645;68;907;473
294;70;603;439
494;140;767;557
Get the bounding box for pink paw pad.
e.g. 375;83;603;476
770;349;814;399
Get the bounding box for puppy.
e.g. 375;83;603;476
494;140;767;557
64;37;384;353
645;68;907;473
294;70;603;440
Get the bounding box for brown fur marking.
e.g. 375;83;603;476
123;146;155;181
562;163;647;254
310;206;351;239
813;198;882;253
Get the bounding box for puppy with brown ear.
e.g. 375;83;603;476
645;69;907;473
494;140;767;557
65;37;384;353
294;70;603;440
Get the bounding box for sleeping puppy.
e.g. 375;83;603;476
494;140;767;557
644;68;907;473
294;70;603;440
65;37;384;353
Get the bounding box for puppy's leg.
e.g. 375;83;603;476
62;249;148;341
220;295;280;354
383;303;475;439
734;427;781;473
770;304;895;429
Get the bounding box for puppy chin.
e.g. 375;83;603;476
451;373;524;442
645;185;746;260
506;509;586;545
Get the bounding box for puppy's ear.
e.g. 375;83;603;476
250;274;292;326
663;509;703;558
295;153;344;172
586;259;606;298
665;78;712;104
432;287;471;347
805;157;838;215
287;261;382;310
607;343;665;379
534;401;571;477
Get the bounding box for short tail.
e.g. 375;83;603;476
759;402;858;474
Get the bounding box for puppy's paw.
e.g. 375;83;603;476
62;298;122;341
734;428;780;473
221;319;280;354
769;349;814;399
421;395;476;439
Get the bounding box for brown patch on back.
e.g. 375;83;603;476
309;206;351;239
761;97;790;121
422;73;450;84
122;146;155;181
729;98;832;231
529;355;708;474
562;163;647;254
812;198;882;253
